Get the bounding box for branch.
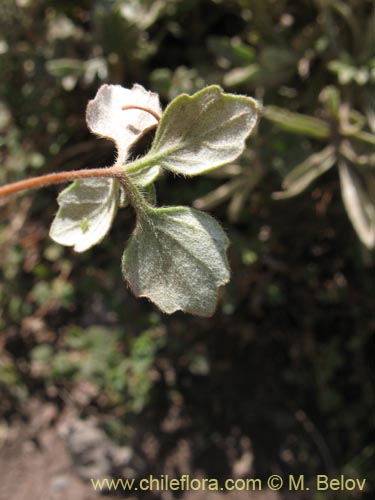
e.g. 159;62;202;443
0;165;125;198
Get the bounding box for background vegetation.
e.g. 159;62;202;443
0;0;374;498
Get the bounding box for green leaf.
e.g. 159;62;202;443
223;65;260;88
338;161;375;249
328;60;357;84
144;85;260;176
46;58;85;78
320;86;341;120
128;164;160;187
207;37;255;65
142;183;157;206
50;178;119;252
122;206;230;316
264;106;330;139
273;146;336;199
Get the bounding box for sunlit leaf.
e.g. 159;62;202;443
50;178;119;252
145;85;261;176
86;84;161;165
128;164;160;187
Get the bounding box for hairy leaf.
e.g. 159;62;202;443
86;84;161;165
122;206;230;316
128;164;161;187
139;183;157;206
145;85;260;176
50;178;119;252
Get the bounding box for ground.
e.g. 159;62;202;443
0;400;283;500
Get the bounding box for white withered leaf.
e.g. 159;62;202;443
86;83;162;165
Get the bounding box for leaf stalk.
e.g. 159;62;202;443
0;165;125;198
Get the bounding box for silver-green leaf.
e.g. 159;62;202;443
145;85;261;176
50;178;119;252
273;146;335;199
122;206;230;316
339;161;375;249
264;106;330;139
128;164;161;187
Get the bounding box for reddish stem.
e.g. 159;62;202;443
0;105;160;199
122;105;161;122
0;166;124;198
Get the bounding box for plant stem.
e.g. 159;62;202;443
125;154;161;175
122;105;160;122
118;174;151;215
0;165;125;198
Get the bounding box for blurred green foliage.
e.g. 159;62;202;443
31;325;166;412
0;0;374;492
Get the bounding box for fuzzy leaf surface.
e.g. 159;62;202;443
122;206;230;316
128;164;161;187
86;84;161;165
145;85;260;175
50;178;119;252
